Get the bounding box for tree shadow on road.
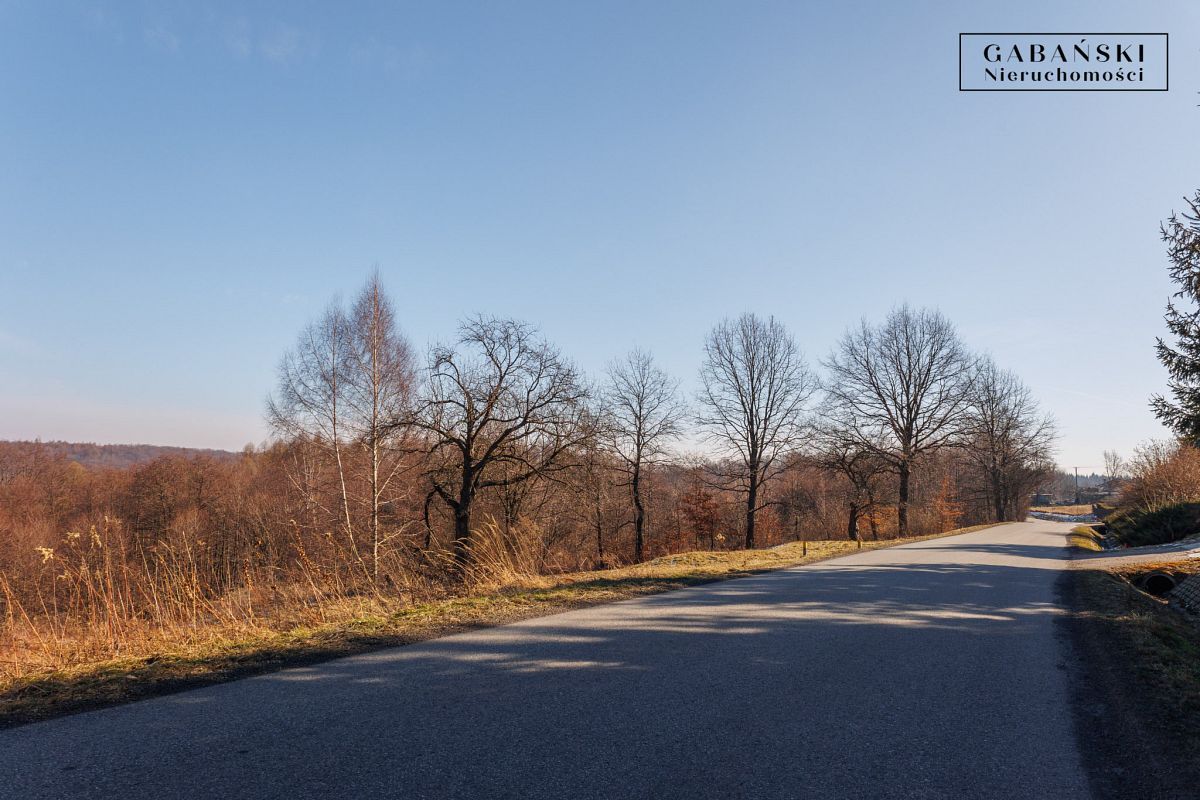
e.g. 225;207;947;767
1;556;1096;800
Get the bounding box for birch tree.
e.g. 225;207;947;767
267;302;362;568
268;275;416;582
345;273;416;580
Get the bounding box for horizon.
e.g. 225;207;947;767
4;1;1198;470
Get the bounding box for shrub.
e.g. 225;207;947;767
1121;440;1200;512
1104;502;1200;547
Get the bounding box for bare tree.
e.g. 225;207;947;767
345;273;417;580
1103;450;1125;481
697;313;815;549
412;317;587;570
603;349;685;562
1103;449;1125;493
824;306;973;537
268;276;417;582
267;301;364;570
962;358;1057;521
812;417;890;542
564;408;624;566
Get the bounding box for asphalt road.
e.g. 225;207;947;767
0;521;1091;800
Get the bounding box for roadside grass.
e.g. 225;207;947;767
1069;524;1105;551
0;523;1003;728
1066;561;1200;795
1031;504;1094;516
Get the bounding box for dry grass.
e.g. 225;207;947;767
0;522;1003;727
1030;504;1094;516
1107;558;1200;578
1086;557;1200;705
1069;563;1200;768
1063;561;1200;796
1069;524;1105;551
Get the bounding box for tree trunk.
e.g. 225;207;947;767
594;493;605;565
452;505;471;570
990;471;1006;522
897;461;910;538
632;463;646;562
453;473;473;570
847;502;859;541
864;488;880;540
370;439;380;582
745;472;758;549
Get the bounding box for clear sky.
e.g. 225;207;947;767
2;1;1198;471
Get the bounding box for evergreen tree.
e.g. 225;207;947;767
1152;190;1200;442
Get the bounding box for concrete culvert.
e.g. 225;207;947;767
1141;572;1177;597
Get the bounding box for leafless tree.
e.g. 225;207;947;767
1102;450;1125;481
1103;449;1126;493
345;273;417;580
564;408;625;566
824;306;973;537
603;349;685;562
812;417;890;541
267;275;417;582
267;301;363;569
697;313;815;549
961;358;1057;521
412;316;587;570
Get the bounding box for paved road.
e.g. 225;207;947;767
0;521;1091;799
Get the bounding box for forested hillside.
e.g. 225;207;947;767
0;441;238;471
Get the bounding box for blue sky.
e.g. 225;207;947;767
1;1;1198;470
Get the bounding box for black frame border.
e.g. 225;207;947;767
958;32;1169;92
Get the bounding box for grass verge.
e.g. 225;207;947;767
1031;504;1094;516
1069;524;1105;551
0;523;1003;729
1060;560;1200;798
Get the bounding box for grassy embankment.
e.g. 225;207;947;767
0;522;1003;728
1102;502;1200;547
1069;524;1105;551
1064;534;1200;795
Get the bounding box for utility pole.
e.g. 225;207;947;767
1074;466;1080;505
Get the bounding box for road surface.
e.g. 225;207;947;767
0;520;1091;799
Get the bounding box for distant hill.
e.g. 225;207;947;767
0;440;240;470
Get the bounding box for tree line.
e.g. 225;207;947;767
0;275;1056;662
263;273;1055;578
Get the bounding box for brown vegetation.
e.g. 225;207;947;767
0;524;1000;727
1102;440;1200;546
1031;504;1094;515
0;279;1057;715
